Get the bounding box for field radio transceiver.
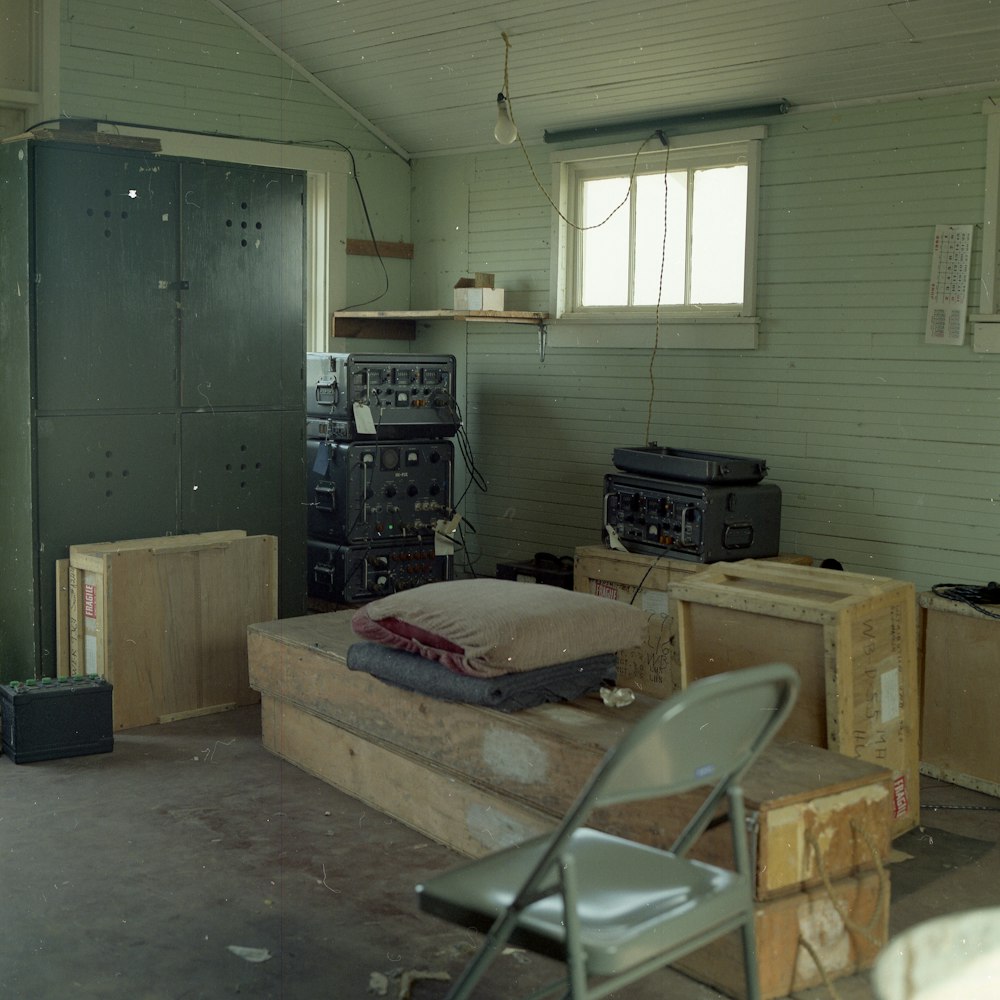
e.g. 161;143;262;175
306;352;459;439
603;473;781;562
306;439;453;545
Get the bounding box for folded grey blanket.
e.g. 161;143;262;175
346;641;616;712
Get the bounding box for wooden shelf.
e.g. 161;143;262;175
330;309;548;341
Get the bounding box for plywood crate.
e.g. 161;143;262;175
672;560;919;837
614;739;894;903
677;866;890;1000
67;530;277;730
249;611;894;900
573;546;812;698
919;591;1000;797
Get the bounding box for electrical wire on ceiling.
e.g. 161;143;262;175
23;116;392;311
499;33;656;235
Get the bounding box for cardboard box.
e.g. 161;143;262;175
671;560;920;837
919;591;1000;797
67;530;277;730
454;274;505;311
573;546;813;699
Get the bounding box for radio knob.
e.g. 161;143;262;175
384;484;397;498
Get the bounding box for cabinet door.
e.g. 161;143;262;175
179;410;284;535
35;413;180;675
180;410;305;617
33;145;180;412
179;162;305;409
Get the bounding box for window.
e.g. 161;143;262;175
0;0;60;136
550;127;765;348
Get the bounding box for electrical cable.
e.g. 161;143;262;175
931;582;1000;619
627;552;667;605
498;35;669;447
644;147;670;445
498;34;657;234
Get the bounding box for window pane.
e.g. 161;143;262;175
633;171;687;305
690;165;747;304
579;176;630;306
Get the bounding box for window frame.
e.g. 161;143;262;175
549;126;766;349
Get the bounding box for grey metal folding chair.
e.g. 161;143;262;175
415;662;800;1000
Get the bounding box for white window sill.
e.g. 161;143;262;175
548;316;759;350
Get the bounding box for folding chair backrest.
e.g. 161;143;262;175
589;663;799;811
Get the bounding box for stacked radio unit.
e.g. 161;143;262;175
305;353;457;603
603;445;781;562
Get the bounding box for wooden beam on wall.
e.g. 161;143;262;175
346;238;414;260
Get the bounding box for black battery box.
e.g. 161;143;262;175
1;675;114;764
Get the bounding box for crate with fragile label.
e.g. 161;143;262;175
65;530;276;730
670;560;919;837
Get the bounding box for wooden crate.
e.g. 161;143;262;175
677;867;890;1000
919;591;1000;797
573;546;812;698
672;560;919;837
67;530;277;730
249;611;894;900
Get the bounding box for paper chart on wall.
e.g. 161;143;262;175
925;224;973;346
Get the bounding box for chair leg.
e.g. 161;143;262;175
740;918;762;1000
445;935;507;1000
444;911;523;1000
559;855;588;998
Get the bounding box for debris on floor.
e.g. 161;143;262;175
368;969;451;998
227;945;272;963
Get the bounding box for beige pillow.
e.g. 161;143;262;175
352;578;646;678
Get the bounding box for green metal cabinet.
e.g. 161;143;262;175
0;139;307;681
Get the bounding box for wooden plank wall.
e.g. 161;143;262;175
53;5;1000;593
436;92;1000;590
59;0;387;151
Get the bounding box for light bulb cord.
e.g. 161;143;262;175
497;31;668;446
500;32;654;233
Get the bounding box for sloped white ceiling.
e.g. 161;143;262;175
215;0;1000;157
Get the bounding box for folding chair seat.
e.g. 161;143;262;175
416;662;800;1000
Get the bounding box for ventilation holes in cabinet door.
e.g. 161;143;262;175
223;443;265;489
84;187;135;239
224;200;264;249
86;450;131;499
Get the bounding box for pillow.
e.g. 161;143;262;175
351;578;646;678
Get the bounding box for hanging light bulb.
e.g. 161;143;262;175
494;92;518;144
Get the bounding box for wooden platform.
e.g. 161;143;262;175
249;612;891;879
248;611;893;997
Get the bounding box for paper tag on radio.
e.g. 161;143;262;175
434;514;461;556
353;402;377;435
605;525;628;552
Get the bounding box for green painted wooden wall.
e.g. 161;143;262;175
412;93;1000;591
52;1;1000;592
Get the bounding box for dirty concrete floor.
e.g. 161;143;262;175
2;706;998;1000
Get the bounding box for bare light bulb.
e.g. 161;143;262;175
494;92;518;144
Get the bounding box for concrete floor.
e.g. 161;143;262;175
2;705;998;1000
